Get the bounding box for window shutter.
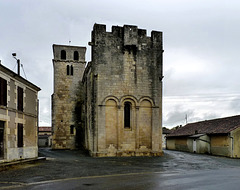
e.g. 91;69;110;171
2;79;7;106
17;124;23;147
0;78;7;106
17;87;23;111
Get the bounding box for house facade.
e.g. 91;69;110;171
0;63;40;162
166;115;240;158
52;24;163;157
162;127;171;149
38;126;52;147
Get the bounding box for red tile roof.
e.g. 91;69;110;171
167;115;240;137
162;127;172;134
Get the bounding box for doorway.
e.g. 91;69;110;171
193;140;196;153
0;121;4;159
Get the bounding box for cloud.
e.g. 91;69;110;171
1;0;240;127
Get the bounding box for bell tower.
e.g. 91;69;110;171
52;44;86;149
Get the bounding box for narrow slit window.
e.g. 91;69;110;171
71;65;73;75
67;65;70;75
74;51;79;61
124;102;131;128
61;50;66;60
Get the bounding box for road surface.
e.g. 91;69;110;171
1;148;240;189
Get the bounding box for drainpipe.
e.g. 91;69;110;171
229;134;234;158
17;59;20;76
12;53;20;76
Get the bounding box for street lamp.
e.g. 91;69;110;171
12;53;20;76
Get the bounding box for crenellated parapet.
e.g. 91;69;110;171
90;24;162;50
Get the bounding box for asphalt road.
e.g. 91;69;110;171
1;148;240;189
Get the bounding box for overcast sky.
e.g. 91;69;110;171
1;0;240;128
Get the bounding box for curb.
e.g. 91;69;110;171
0;157;46;171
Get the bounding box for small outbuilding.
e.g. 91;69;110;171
166;115;240;158
38;127;52;147
162;127;171;149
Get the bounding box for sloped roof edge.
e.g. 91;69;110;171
167;115;240;137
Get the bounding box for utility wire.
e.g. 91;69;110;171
12;63;17;71
21;64;27;80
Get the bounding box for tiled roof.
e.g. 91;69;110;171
0;64;41;91
162;127;172;134
167;115;240;137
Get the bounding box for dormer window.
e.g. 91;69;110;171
74;51;79;61
61;50;66;60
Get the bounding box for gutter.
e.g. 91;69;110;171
229;134;234;158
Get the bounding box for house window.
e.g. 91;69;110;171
0;77;7;106
124;102;131;128
61;50;66;60
17;87;23;111
74;51;79;61
17;124;23;147
70;125;74;134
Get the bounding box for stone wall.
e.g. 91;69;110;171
231;128;240;158
84;24;163;156
210;135;231;157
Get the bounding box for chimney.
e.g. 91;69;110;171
17;59;20;76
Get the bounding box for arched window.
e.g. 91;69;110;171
61;50;66;60
67;65;70;75
124;102;131;128
71;65;73;75
74;51;79;61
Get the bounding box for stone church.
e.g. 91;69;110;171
52;24;163;157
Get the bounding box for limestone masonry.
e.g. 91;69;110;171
52;24;163;157
0;63;40;162
52;45;86;149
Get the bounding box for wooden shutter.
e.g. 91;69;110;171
17;124;23;147
0;78;7;106
17;87;23;111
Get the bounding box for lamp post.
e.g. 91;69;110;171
12;53;20;76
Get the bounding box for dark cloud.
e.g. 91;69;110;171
1;0;240;126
